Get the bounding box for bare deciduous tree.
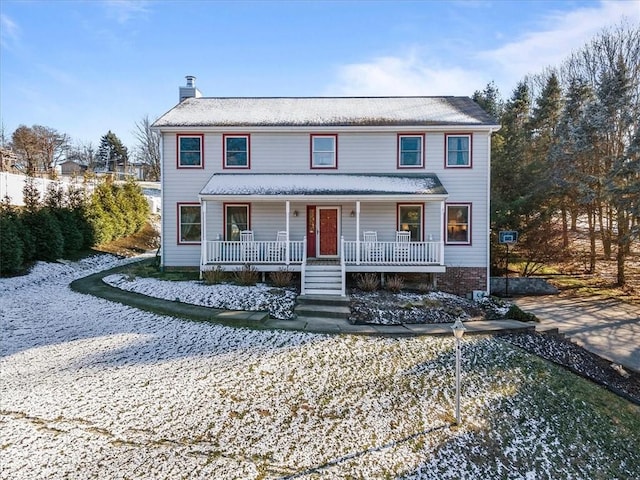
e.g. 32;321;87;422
133;115;161;181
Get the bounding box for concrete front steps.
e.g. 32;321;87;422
303;263;344;296
294;294;351;323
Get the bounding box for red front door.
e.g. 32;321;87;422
318;207;339;256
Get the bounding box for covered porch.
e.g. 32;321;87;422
199;173;449;294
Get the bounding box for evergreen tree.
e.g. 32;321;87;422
97;131;128;172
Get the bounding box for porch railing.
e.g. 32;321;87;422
342;240;443;265
204;240;305;264
204;240;442;266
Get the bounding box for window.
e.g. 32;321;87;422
178;203;201;244
398;134;424;168
446;204;471;244
311;135;337;168
398;204;423;241
224;135;250;168
225;204;249;240
445;134;472;167
177;135;203;168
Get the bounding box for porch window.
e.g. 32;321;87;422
398;134;424;168
311;135;337;168
224;135;250;168
177;135;203;168
225;204;249;240
446;204;471;244
445;134;472;167
178;203;201;244
397;204;423;241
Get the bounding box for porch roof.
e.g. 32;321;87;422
199;173;448;200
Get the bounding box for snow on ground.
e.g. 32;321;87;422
1;256;638;479
103;274;297;320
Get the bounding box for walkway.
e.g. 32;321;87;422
70;261;535;338
515;295;640;373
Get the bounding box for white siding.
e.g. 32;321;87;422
161;128;492;269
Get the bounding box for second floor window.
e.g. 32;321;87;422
224;135;250;168
446;134;472;167
178;135;203;168
398;135;424;168
311;135;337;168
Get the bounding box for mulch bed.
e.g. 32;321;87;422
500;331;640;405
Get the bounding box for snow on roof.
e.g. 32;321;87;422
154;97;498;128
199;173;447;197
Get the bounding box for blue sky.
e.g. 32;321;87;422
1;0;638;152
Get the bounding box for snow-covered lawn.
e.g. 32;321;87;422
104;273;297;320
1;256;639;479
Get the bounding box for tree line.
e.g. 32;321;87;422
476;21;639;286
0;177;150;275
0;115;160;181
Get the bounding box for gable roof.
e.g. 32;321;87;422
199;173;447;199
153;97;498;128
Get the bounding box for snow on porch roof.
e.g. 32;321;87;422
199;173;448;197
154;96;498;128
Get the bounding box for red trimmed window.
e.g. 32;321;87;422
177;203;201;244
446;203;471;244
397;134;424;168
223;134;250;169
177;134;204;168
445;133;472;168
310;134;338;168
224;203;250;240
397;204;423;241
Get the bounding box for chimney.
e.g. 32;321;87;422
179;75;202;103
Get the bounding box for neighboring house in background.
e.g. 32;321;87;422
58;160;88;177
152;76;500;296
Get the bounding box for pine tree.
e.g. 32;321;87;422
97;131;128;173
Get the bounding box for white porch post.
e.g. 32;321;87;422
200;200;207;277
440;200;445;265
285;200;291;265
355;200;361;265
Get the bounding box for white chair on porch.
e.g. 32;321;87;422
268;231;287;262
394;231;410;262
240;230;258;261
362;231;380;262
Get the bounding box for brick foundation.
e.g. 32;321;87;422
435;267;487;296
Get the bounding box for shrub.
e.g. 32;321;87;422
505;304;538;322
386;275;405;293
233;264;259;286
269;268;293;287
53;208;84;255
23;208;64;261
355;273;379;291
203;266;226;285
0;214;24;275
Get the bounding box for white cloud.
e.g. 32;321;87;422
327;0;639;98
103;0;151;24
0;13;20;51
478;0;640;90
325;49;485;96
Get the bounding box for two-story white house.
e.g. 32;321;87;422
153;77;499;297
